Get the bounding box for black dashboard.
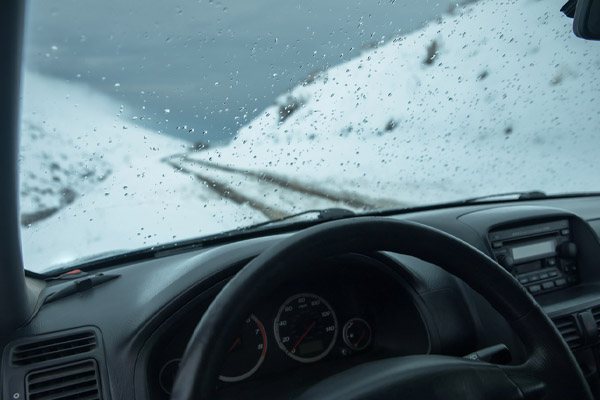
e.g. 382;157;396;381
3;196;600;400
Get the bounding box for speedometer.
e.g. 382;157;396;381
274;293;338;363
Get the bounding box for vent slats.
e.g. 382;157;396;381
552;315;583;349
26;360;101;400
12;331;97;367
591;307;600;331
28;365;96;387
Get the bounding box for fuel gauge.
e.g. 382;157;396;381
343;318;371;351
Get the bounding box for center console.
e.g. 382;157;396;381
488;219;579;295
457;204;600;397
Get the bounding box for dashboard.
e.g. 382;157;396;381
3;196;600;400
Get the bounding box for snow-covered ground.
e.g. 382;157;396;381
20;0;600;273
192;0;600;203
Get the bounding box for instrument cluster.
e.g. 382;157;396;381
152;255;429;397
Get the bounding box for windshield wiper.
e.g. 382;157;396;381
239;208;355;231
459;190;547;204
33;208;357;277
29;249;127;275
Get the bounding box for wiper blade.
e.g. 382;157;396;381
29;249;127;275
35;208;357;276
460;191;547;204
239;208;355;232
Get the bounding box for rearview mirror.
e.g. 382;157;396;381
573;0;600;40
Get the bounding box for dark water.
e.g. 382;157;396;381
23;0;463;145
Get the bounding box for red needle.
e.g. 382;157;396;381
354;331;366;348
291;321;316;353
228;337;241;352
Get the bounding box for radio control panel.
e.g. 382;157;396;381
488;219;578;295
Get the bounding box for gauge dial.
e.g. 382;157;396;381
274;293;338;363
219;314;267;382
343;318;372;351
159;358;180;395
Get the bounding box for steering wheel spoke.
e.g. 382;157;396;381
297;355;528;400
498;363;547;400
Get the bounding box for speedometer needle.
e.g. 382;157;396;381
291;321;316;353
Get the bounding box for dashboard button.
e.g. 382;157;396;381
561;229;570;236
529;275;540;282
492;241;502;249
542;281;555;290
539;273;549;280
518;277;529;284
546;258;556;267
528;285;542;294
555;278;567;286
549;270;558;277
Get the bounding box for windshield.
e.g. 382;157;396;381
19;0;600;274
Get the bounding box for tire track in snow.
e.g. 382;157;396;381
164;159;289;220
176;154;405;210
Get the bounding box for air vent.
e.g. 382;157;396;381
12;331;97;367
26;359;101;400
591;307;600;332
552;315;583;350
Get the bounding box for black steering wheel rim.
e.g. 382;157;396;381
170;217;591;399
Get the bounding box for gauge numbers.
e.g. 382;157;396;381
219;314;267;382
274;293;338;363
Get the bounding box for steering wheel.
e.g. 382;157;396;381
170;218;592;399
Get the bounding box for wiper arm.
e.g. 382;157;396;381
238;192;546;232
240;208;355;231
460;191;547;204
44;273;120;304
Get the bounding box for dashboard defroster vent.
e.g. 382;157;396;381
25;359;101;400
11;330;97;367
591;307;600;335
552;315;583;350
